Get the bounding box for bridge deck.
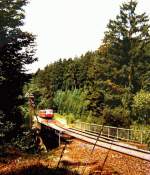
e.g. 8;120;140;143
36;117;150;162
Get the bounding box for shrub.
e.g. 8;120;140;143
12;128;37;153
103;106;130;127
132;90;150;124
0;110;15;144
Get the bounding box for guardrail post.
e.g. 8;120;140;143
117;128;119;139
108;127;110;138
140;131;143;144
130;130;132;140
128;129;130;141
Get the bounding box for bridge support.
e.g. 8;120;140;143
55;130;62;146
59;131;61;146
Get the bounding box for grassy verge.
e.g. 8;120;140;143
53;113;67;125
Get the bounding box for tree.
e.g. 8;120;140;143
53;89;90;118
132;90;150;124
103;106;130;127
101;0;150;92
0;0;36;119
86;86;104;118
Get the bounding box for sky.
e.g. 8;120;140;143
23;0;150;73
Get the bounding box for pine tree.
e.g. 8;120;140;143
101;0;150;92
0;0;37;117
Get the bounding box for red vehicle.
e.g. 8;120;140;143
38;109;54;119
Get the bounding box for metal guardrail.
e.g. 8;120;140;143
73;122;150;144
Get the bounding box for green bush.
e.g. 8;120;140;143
103;106;130;127
131;123;150;147
65;113;76;124
132;90;150;124
12;128;37;153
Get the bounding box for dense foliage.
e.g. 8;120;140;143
0;110;15;144
0;0;36;144
53;89;90;118
100;0;150;92
24;0;150;127
132;90;150;124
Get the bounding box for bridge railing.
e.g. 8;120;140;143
72;121;150;144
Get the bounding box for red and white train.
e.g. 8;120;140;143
38;109;54;119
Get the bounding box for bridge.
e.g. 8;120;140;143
35;116;150;162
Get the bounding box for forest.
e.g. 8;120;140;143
24;0;150;129
0;0;150;154
0;0;150;174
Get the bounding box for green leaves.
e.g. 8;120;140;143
132;90;150;124
0;0;36;147
0;0;36;114
23;0;150;127
53;89;89;118
102;0;150;92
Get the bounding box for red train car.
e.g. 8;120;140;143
38;109;54;119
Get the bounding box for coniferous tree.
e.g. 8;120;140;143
101;0;150;92
0;0;36;122
23;0;150;126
